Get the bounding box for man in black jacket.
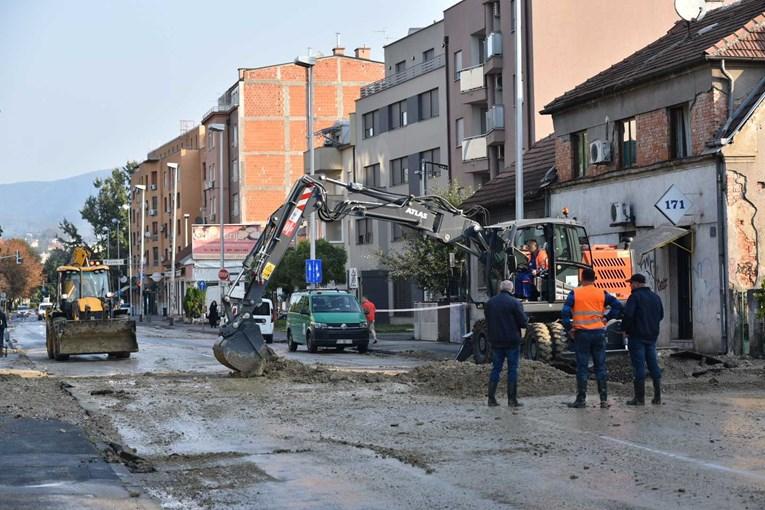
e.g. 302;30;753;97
485;280;528;407
622;273;664;405
0;308;7;357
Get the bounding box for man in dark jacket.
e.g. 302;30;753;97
485;280;528;407
0;308;6;357
622;273;664;405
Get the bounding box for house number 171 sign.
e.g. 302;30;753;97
655;184;692;225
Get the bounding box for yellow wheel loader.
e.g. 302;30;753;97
45;247;138;361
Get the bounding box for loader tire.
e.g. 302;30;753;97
524;323;552;362
471;319;492;365
51;318;69;361
45;324;54;360
546;322;567;359
108;352;131;359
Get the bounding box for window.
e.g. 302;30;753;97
363;163;380;187
456;118;464;146
389;100;408;130
390;157;408;186
231;159;239;182
395;60;406;73
476;37;486;64
232;193;239;216
363;110;379;138
479;106;488;134
511;0;516;31
202;162;207;180
419;89;439;120
392;224;416;242
419;148;441;186
571;130;588;178
326;221;343;243
152;247;159;265
422;48;435;62
152;222;158;235
669;105;688;159
153;196;159;211
454;50;463;80
619;117;637;168
232;125;238;147
356;218;373;245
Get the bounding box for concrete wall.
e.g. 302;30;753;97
550;161;723;352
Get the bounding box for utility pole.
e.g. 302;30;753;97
135;184;147;320
168;162;179;325
514;0;524;220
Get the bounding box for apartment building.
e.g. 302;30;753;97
202;49;384;227
445;0;719;206
129;126;203;315
543;0;765;354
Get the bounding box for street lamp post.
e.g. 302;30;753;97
168;162;179;325
122;203;132;315
111;217;120;300
208;124;226;303
135;184;147;321
183;213;190;248
295;55;317;270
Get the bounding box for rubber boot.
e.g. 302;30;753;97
567;379;587;408
626;380;645;406
597;379;609;408
508;382;523;407
488;380;499;407
651;379;662;405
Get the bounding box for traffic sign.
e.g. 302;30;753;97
218;268;230;281
305;259;323;284
150;272;162;283
655;185;692;225
348;267;359;289
103;258;125;266
197;281;207;291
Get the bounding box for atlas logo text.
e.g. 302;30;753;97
405;208;428;220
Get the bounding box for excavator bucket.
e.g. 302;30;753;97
213;319;275;376
49;318;138;357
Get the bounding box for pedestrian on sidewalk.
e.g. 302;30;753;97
361;297;377;344
0;308;7;357
208;301;219;328
485;280;528;407
622;273;664;406
561;268;623;409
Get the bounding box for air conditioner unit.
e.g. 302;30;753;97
610;202;633;224
148;209;158;216
204;180;215;190
149;184;157;191
143;231;152;238
590;139;612;164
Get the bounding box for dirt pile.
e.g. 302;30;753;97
398;360;576;399
258;357;388;384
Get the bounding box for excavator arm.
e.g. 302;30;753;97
213;175;486;375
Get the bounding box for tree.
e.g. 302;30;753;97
57;219;87;251
183;287;205;319
80;161;137;259
0;239;43;302
42;247;70;294
380;183;474;298
266;239;347;292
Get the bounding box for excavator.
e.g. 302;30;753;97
214;175;632;376
45;246;138;360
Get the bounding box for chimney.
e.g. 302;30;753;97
354;47;371;60
332;47;346;56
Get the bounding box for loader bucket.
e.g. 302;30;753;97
52;318;138;356
213;318;275;376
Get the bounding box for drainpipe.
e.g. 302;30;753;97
716;153;731;354
720;59;735;133
443;35;453;182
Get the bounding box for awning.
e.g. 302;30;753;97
631;226;692;255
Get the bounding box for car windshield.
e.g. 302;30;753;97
311;295;361;313
252;301;271;316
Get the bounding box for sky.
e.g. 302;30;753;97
0;0;455;184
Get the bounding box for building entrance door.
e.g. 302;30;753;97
674;243;693;340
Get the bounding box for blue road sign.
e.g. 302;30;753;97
305;259;323;284
197;280;207;291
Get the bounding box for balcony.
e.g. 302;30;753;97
486;105;505;146
306;146;344;180
361;54;445;98
484;32;503;75
460;64;485;93
462;135;488;161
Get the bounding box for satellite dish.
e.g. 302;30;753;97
675;0;707;22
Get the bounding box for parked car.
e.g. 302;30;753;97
37;302;53;320
286;290;369;353
252;298;274;344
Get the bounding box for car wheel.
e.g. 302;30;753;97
264;334;273;344
287;331;297;352
336;346;345;352
306;331;318;353
357;342;369;354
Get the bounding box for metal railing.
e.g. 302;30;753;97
487;104;505;132
462;134;488;161
459;64;485;92
361;54;445;97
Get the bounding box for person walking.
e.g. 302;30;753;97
562;268;623;409
361;297;377;344
208;301;219;328
485;280;528;407
0;308;7;357
622;273;664;406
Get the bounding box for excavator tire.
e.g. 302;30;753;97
45;320;54;360
546;322;567;359
524;323;553;362
471;319;492;365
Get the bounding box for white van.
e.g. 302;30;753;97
251;298;274;344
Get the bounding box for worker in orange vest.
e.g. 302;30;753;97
527;239;549;275
561;268;623;409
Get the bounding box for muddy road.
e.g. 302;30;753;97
5;320;765;509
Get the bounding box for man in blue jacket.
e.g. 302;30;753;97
485;280;528;407
622;273;664;405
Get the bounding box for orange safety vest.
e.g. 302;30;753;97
572;285;607;330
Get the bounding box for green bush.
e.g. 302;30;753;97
183;287;205;319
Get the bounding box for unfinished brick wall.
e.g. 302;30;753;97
690;88;728;156
554;136;573;182
636;108;670;167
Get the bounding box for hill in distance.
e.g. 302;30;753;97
0;169;111;239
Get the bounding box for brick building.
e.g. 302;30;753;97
202;49;384;227
543;0;765;354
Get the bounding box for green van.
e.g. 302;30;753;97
286;290;369;353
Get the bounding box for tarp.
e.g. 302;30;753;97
631;225;690;255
